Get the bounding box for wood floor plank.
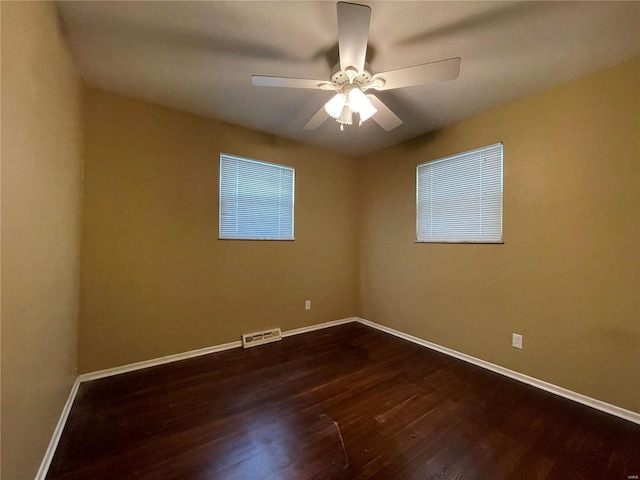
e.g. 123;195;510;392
46;323;640;479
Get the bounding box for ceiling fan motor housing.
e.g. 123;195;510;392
331;62;373;87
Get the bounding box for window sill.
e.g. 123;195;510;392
414;240;504;244
218;238;295;241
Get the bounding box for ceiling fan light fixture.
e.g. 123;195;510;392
324;93;347;119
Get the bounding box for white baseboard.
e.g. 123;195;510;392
35;377;81;480
78;340;243;383
282;317;356;338
355;317;640;426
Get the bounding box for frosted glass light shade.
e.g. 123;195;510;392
348;88;377;123
347;88;367;112
358;96;377;123
324;94;347;119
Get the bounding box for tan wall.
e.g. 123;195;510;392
1;2;83;479
80;89;359;373
358;58;640;413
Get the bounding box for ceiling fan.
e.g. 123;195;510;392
251;2;461;132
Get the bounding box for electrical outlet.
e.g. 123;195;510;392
305;300;311;310
512;333;523;349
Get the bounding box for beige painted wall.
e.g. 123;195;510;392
80;89;359;373
359;58;640;413
1;2;83;479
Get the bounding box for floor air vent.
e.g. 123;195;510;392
242;328;282;348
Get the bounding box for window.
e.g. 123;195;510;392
416;143;503;243
219;154;294;240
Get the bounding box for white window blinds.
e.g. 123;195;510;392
219;154;294;240
417;143;502;243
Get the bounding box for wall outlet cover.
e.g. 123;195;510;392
512;333;523;349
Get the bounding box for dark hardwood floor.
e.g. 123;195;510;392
47;323;640;479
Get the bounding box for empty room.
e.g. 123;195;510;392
2;1;639;479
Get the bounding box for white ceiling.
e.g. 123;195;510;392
57;1;640;156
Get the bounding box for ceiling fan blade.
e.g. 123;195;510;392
368;95;403;131
337;2;371;74
303;106;329;130
371;57;461;91
251;76;329;89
